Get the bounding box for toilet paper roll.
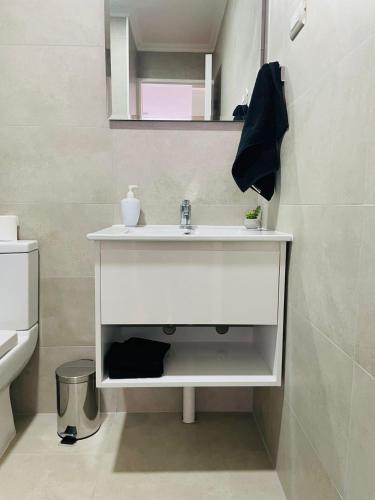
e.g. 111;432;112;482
0;216;19;241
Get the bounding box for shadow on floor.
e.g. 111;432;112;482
112;412;273;473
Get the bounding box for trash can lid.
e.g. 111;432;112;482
55;359;95;384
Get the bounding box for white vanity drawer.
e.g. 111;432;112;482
99;241;280;325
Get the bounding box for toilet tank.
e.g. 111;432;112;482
0;241;38;331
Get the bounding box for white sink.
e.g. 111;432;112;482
87;225;292;242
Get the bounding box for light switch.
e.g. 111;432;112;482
290;0;306;40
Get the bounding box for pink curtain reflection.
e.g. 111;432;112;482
141;83;193;120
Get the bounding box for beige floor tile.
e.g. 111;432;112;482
38;453;100;500
0;451;100;500
224;471;286;500
94;412;286;499
10;413;113;455
102;413;268;472
92;471;224;500
93;470;285;500
0;453;45;500
2;413;286;500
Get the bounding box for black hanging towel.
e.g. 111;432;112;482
232;62;288;201
232;104;248;121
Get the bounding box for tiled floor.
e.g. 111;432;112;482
0;413;286;500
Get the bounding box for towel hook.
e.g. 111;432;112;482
280;66;286;82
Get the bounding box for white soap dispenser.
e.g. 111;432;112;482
121;185;140;226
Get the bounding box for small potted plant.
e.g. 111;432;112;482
244;205;261;229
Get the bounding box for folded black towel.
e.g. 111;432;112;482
106;338;171;379
108;365;165;379
232;62;288;201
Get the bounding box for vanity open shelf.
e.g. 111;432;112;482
88;225;292;418
98;325;279;388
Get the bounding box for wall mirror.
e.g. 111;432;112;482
106;0;265;121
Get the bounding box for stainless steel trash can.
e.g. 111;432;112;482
56;359;100;442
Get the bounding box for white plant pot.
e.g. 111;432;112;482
243;218;260;229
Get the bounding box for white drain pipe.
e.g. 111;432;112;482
182;387;195;423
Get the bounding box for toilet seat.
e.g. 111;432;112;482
0;240;39;458
0;330;17;360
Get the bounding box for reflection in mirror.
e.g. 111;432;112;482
106;0;264;121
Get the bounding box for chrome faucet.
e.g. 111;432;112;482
180;200;191;228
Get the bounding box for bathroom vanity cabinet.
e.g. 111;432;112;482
88;226;292;389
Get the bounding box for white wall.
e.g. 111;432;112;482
128;21;138;118
110;16;130;117
213;0;263;120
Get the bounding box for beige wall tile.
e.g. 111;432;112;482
112;126;257;226
268;0;375;106
11;345;95;414
100;389;118;413
345;366;375;500
0;126;114;203
279;52;368;206
0;0;105;46
122;203;255;227
0;203;115;278
275;205;361;357
277;404;341;500
112;128;256;209
196;387;253;412
191;204;257;226
109;387;253;414
356;208;375;377
265;2;375;499
364;49;375;205
284;309;353;493
40;278;95;347
0;46;107;127
253;386;285;465
116;388;182;413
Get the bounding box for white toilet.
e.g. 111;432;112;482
0;240;39;457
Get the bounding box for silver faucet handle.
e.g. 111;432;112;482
180;200;192;227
